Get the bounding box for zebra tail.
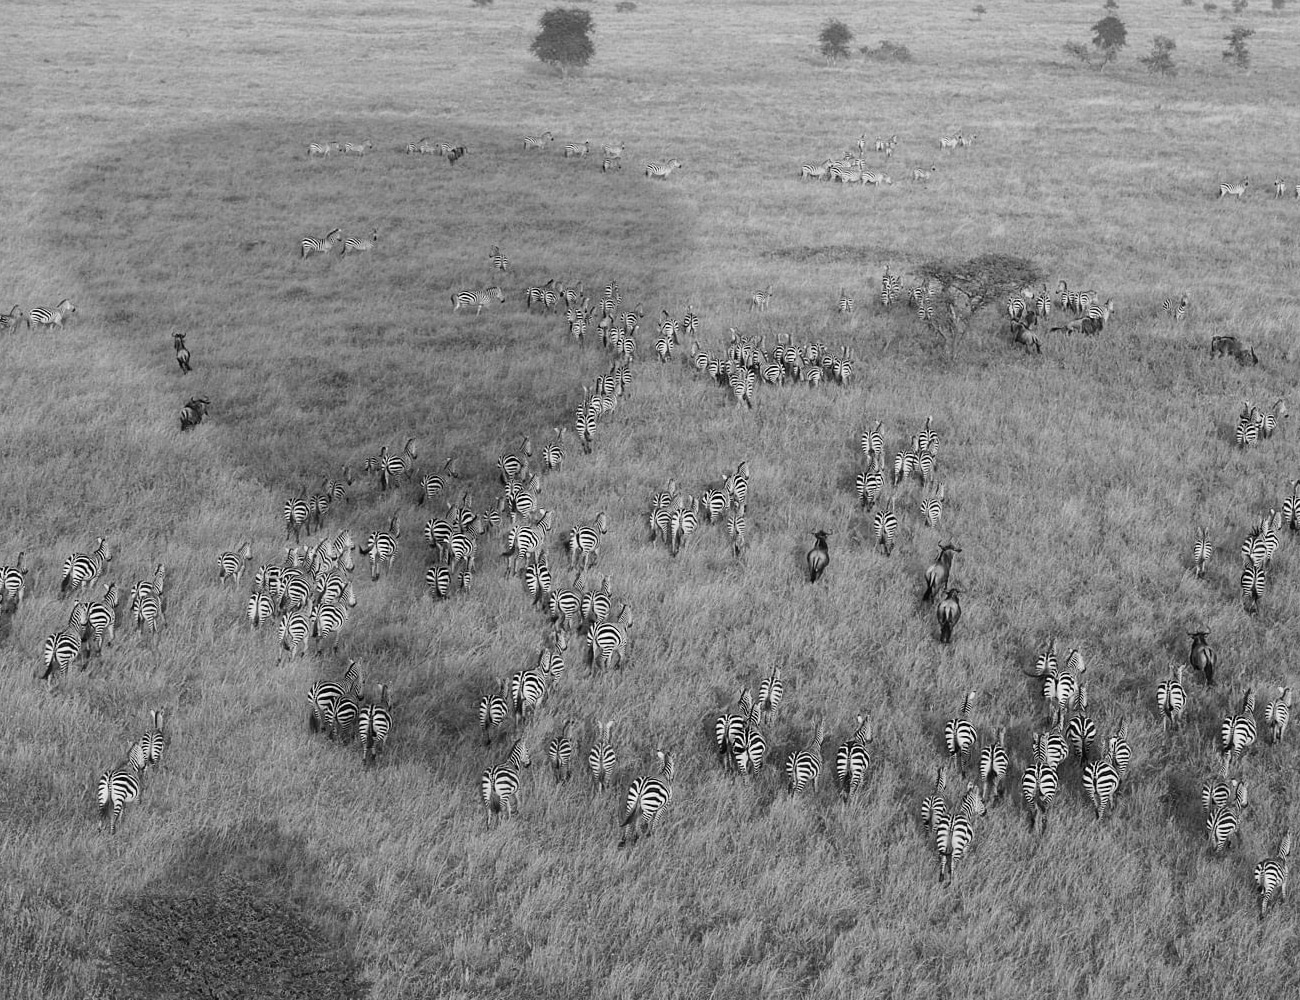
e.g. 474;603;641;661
620;804;639;828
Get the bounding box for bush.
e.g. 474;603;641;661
615;1;636;10
819;19;854;61
1139;35;1177;74
1273;0;1287;10
530;8;595;77
861;40;913;63
1063;41;1092;63
973;5;987;17
1223;26;1254;67
1232;0;1249;11
1092;15;1128;64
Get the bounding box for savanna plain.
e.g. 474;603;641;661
4;0;1300;998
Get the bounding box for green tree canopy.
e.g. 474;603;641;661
531;8;595;76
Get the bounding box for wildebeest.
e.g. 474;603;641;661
1210;335;1258;365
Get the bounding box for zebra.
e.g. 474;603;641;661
837;289;854;314
601;142;625;160
301;228;342;259
307;142;338;157
800;162;830;181
173;331;192;373
246;590;275;629
1066;703;1098;765
0;551;29;609
78;582;118;656
785;719;827;794
921;766;948;833
482;738;532;829
38;628;83;686
758;666;783;718
1021;734;1059;834
922;543;960;602
715;689;755;771
1241;562;1266;614
872;496;898;557
1255;832;1292;918
563;141;590;158
749;287;773;312
0;305;26;333
912;165;936;183
939;133;961;150
282;497;310;542
937;588;962;643
488;245;509;271
545;719;577;783
619;750;675;846
342;141;372;156
920;483;945;529
359;686;392;765
28;298;76;332
944;692;978;777
935;783;986;884
733;721;767;778
179;395;210;431
360;524;400;581
1193;527;1212;578
1082;746;1121;820
1158;665;1188;732
478;679;510;745
138;710;165;770
1217;178;1249;199
60;537;111;596
644;159;683;180
1081;298;1115;335
1265;687;1292;743
861;169;891;187
450;286;506;315
565;512;609;571
97;759;143;834
1208;783;1249;853
977;727;1008;805
835;715;873;802
1161;293;1189;321
309;679;344;735
1220;690;1259;763
218;542;253;584
341;229;378;256
311;599;351;655
510;664;548;727
522;131;554;150
588;720;617;793
727;508;747;559
277;610;311;662
587;604;632;672
1260;398;1288;439
806;529;831;583
404;138;432;154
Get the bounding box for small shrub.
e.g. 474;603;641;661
973;5;987;18
861;40;913;63
614;1;636;10
1139;34;1177;74
1223;25;1254;67
472;0;493;6
819;19;854;61
1231;0;1249;11
1063;40;1092;63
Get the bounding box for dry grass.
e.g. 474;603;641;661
5;1;1300;998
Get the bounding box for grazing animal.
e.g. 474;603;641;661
481;738;532;829
342;141;372;156
179;396;210;431
1255;832;1292;919
0;305;26;332
450;286;506;315
587;720;617;793
644;159;683;180
935;783;986;884
944;691;978;776
97;759;143;834
1188;630;1215;686
173;332;192;373
307;142;338;157
563;141;590;158
785;719;826;794
1210;335;1257;365
937;587;962;643
1218;178;1249;199
1193;527;1212;578
1265;687;1292;744
341;229;378;256
835;715;874;802
923;543;960;602
301;228;342;259
1082;742;1122;820
28;298;76;332
1157;665;1188;732
523;131;555;150
1161;294;1189;321
620;750;675;846
806;529;831;583
1021;734;1059;834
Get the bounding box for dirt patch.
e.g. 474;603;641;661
95;820;367;1000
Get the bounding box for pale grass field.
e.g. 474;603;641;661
4;0;1300;998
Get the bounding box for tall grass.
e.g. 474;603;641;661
5;0;1300;997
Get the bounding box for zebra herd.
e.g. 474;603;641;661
799;128;975;186
300;226;379;259
0;297;76;334
1214;177;1300;200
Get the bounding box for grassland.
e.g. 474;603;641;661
5;0;1300;997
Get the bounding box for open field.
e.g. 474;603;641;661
5;1;1300;998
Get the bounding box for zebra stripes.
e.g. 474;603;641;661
588;720;616;792
29;298;76;332
644;159;683;180
523;131;555;149
481;738;532;828
97;759;143;834
341;229;378;256
307;142;339;157
301;228;342;258
360;525;399;581
488;245;510;273
1217;178;1249;199
38;627;83;686
563;141;590;158
60;537;111;596
1219;690;1258;763
359;687;392;764
1161;293;1189;321
1255;832;1292;918
785;719;826;794
944;692;978;776
1158;665;1188;732
619;750;674;846
1265;687;1292;744
835;716;873;802
935;783;985;884
451;286;506;315
546;719;577;783
342;141;372;156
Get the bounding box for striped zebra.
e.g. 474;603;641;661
1201;757;1238;814
545;719;577;783
1082;745;1121;820
60;537;111;596
309;679;345;736
1241;562;1266;614
1193;526;1212;578
312;599;351;655
97;759;143;834
277;610;311;662
424;562;451;601
1255;832;1292;919
1265;687;1292;743
28;298;76;332
1066;702;1098;765
342;141;372;156
77;582;118;655
935;783;986;884
470;678;508;748
138;710;165;770
921;766;948;833
644;159;683;180
911;165;935;183
0;551;29;609
1260;398;1288;439
920;483;945;529
601;142;625;160
307;142;338;157
726;508;747;559
1220;690;1259;763
1021;734;1059;834
588;720;617;792
756;666;783;719
482;738;532;828
450;286;506;315
301;228;342;259
587;604;632;672
854;460;884;511
619;750;675;846
510;664;548;727
785;719;827;794
178;395;210;431
1158;665;1188;732
939;133;962;150
38;627;83;686
0;305;26;333
522;131;554;149
800;162;830;181
1081;298;1115;335
837;288;854;314
749;287;773;312
937;588;962;643
217;541;252;584
563;140;590;158
1207;783;1249;853
487;245;509;271
879;267;903;308
1161;293;1189;321
872;496;898;557
944;692;978;777
359;686;392;765
732;720;767;778
246;590;275;629
565;512;608;571
977;727;1008;805
404;138;432;155
861;169;891;187
1217;178;1249;199
835;715;873;802
282;497;309;542
341;229;378;256
360;524;400;581
714;689;755;771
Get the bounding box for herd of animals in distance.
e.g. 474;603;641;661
0;123;1291;919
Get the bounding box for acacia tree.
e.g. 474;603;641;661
819;19;854;61
1223;26;1254;68
531;8;595;77
1092;15;1128;65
